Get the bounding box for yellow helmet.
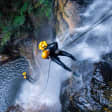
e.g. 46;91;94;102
24;75;27;79
41;50;50;59
22;72;26;76
39;41;48;50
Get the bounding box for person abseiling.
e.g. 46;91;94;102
39;41;79;76
22;72;34;82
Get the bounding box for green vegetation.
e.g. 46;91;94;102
0;0;52;52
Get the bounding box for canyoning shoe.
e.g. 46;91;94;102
73;72;80;77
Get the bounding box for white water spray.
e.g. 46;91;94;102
60;0;112;63
15;48;72;112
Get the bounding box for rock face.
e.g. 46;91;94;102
54;0;79;36
61;53;112;112
0;54;10;63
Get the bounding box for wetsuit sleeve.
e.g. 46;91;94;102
47;42;58;50
58;50;76;61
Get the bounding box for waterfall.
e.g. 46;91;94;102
15;0;112;111
61;0;112;63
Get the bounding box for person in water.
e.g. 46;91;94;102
22;72;34;82
22;72;27;79
39;41;78;76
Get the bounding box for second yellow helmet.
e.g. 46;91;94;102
39;41;48;50
41;50;50;59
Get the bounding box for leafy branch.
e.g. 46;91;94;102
0;0;52;51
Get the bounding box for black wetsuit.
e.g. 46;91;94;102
45;42;76;73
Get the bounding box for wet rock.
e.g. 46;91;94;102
94;52;112;86
61;53;112;112
7;104;61;112
6;105;23;112
0;54;10;62
89;54;112;111
54;0;79;37
97;62;112;83
61;77;93;112
62;0;79;34
0;53;20;65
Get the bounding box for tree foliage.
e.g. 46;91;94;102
0;0;52;52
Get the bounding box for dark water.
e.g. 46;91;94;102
0;58;28;112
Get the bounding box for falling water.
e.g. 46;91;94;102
15;0;112;112
15;49;72;111
61;0;112;62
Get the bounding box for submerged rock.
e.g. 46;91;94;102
0;54;10;62
6;105;23;112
